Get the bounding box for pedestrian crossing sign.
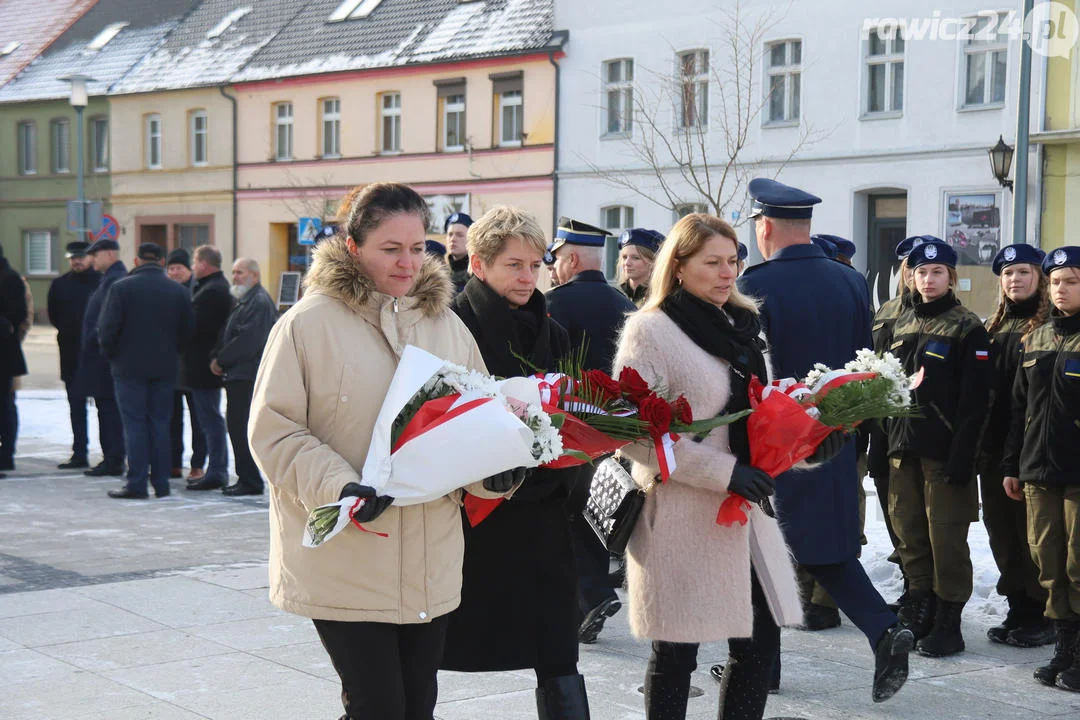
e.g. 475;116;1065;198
299;217;322;246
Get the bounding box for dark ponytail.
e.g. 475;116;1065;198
341;182;432;246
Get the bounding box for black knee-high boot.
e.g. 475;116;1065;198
644;640;697;719
718;573;781;720
535;674;590;720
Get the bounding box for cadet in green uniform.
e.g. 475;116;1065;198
444;212;472;293
616;228;662;306
1003;246;1080;691
980;244;1053;648
886;239;993;658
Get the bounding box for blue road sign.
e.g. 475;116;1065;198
298;217;322;246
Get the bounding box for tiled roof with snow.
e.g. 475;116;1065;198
0;0;99;87
0;0;202;103
232;0;555;83
111;0;307;94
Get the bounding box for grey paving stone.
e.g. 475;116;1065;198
37;628;234;672
3;671;159;720
0;647;84;684
0;601;166;647
250;640;338;680
184;612;319;651
103;652;309;699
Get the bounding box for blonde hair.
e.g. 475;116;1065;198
616;244;657;285
467;206;547;265
640;213;758;315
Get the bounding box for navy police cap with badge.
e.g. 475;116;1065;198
907;239;957;269
618;228;664;254
992;243;1046;276
444;212;473;233
895;235;936;259
549;217;611;256
748;177;822;219
1042;246;1080;275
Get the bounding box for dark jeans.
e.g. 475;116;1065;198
802;557;898;649
190;388;229;483
314;616;449;720
171;390;205;470
569;469;617;615
113;377;174;495
225;380;261;490
0;376;15;466
66;382;88;459
646;572;779;720
93;395;125;463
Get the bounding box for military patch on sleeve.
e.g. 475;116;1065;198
891;340;904;350
1065;358;1080;378
924;340;950;361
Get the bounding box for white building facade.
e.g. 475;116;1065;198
555;0;1048;315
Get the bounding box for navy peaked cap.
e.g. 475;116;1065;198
908;240;957;269
444;212;473;232
618;228;664;253
87;238;120;254
748;178;821;219
992;244;1046;276
550;217;611;254
1043;246;1080;275
66;241;91;258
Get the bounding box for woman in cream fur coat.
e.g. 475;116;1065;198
612;213;802;720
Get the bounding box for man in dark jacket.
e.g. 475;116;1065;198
211;258;277;496
0;243;28;475
182;245;233;491
545;217;636;644
98;243;194;499
78;239;127;477
47;241;101;469
165;248;205;482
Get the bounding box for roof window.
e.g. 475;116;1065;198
328;0;384;22
1;41;21;57
207;7;252;39
86;22;129;51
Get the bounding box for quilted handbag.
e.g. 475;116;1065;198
583;456;653;555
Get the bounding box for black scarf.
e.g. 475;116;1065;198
661;288;767;463
1004;292;1040;319
912;290;960;318
454;276;558;377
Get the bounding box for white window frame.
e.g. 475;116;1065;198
863;27;904;118
443;93;465;152
17;121;36;175
24;230;54;276
145;114;162;169
960;12;1009;110
764;39;802;126
90;116;109;172
603;58;634;137
601;205;635;278
275;102;294;161
675;50;709;130
498;89;523;147
322;97;341;158
380;92;402;154
190;110;208;166
51;118;71;174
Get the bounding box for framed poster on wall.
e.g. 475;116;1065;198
942;191;1003;266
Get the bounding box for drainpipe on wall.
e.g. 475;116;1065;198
548;30;569;233
219;84;239;261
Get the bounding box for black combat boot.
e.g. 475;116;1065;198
800;603;841;631
536;674;590;720
899;590;936;641
873;624;914;703
987;595;1025;644
916;599;966;657
1057;624;1080;692
1036;620;1078;687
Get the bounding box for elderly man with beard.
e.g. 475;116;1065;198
211;258;278;496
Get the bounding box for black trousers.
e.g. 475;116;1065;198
225;380;261;490
170;389;205;470
314;616;449;720
0;376;15;466
94;394;125;462
65;382;88;459
647;572;779;720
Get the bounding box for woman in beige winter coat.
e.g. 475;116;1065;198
612;214;802;720
248;182;512;720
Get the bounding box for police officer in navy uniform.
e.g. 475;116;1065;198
737;178;913;702
444;212;473;293
47;241;101;469
78;238;127;477
545;217;637;645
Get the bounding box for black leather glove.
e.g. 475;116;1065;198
728;463;776;504
808;430;849;464
483;466;528;493
339;482;394;523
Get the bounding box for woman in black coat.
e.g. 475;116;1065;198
441;206;590;718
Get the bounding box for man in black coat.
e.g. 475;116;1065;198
182;245;234;491
211;258;278;496
98;243;194;499
0;243;28;475
545;217;636;644
165;248;205;482
47;241;101;469
78;239;127;477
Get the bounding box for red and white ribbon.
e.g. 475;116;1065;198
655;431;680;482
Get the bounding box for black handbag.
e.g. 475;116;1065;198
583;456;654;555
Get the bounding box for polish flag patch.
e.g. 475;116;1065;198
975;350;989;361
